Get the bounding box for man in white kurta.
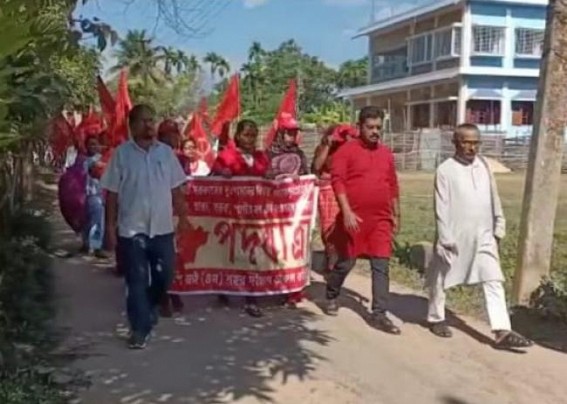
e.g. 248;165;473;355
426;124;532;349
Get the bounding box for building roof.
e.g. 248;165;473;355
337;68;460;99
353;0;461;38
354;0;549;38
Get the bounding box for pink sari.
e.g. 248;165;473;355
58;155;87;234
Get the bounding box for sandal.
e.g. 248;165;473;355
429;322;453;338
494;331;533;349
245;304;263;318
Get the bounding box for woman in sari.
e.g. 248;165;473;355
81;134;108;258
212;119;270;317
266;116;309;307
266;116;309;179
312;124;357;274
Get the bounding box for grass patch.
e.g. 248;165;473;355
392;172;567;319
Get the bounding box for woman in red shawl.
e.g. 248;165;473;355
157;119;186;316
212;119;269;317
312;124;357;274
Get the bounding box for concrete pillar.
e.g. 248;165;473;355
460;2;472;69
429;85;436;127
457;77;468;124
500;81;511;135
504;7;514;70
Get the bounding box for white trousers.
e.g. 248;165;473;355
427;279;511;331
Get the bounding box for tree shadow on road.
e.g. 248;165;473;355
387;292;495;346
438;395;473;404
80;302;333;403
307;278;495;347
510;307;567;354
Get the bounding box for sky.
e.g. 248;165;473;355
78;0;424;74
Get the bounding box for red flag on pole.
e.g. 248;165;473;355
211;74;240;136
264;79;297;148
48;114;75;163
197;97;211;127
110;69;132;147
96;75;115;128
218;121;235;150
185;112;215;167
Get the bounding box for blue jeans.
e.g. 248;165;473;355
118;233;175;337
82;195;104;250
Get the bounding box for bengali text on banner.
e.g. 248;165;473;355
171;175;318;295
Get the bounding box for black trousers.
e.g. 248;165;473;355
326;257;390;314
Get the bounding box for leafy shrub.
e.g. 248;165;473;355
0;370;63;404
0;211;63;403
7;209;52;250
531;272;567;322
0;237;54;369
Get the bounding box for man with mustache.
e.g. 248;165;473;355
101;104;189;349
324;106;401;335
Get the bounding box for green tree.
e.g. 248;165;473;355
152;71;203;117
112;30;164;89
48;46;102;107
336;56;368;89
0;0;107;222
238;39;338;124
203;52;231;81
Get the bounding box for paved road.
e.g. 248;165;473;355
49;200;567;404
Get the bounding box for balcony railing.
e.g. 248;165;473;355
371;55;408;83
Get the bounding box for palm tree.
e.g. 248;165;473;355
248;41;265;64
242;42;267;109
216;56;230;79
203;52;231;81
112;30;163;87
187;54;201;73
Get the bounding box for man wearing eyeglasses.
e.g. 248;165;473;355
426;123;533;350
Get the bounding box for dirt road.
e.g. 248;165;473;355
50;209;567;404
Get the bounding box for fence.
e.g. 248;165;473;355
379;129;567;172
259;126;567;173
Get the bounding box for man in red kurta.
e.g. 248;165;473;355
325;106;401;335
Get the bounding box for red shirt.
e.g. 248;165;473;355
212;147;269;177
330;139;399;258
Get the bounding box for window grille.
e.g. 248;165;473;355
515;28;544;56
452;27;462;55
472;26;505;55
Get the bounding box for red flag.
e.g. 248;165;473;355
186;112;215;167
211;74;240;136
48;114;74;162
97;76;115;128
198;97;210;127
218;121;235;150
110;69;132;147
264;79;297;148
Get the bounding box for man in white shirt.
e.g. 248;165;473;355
426;123;532;350
101;104;189;349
